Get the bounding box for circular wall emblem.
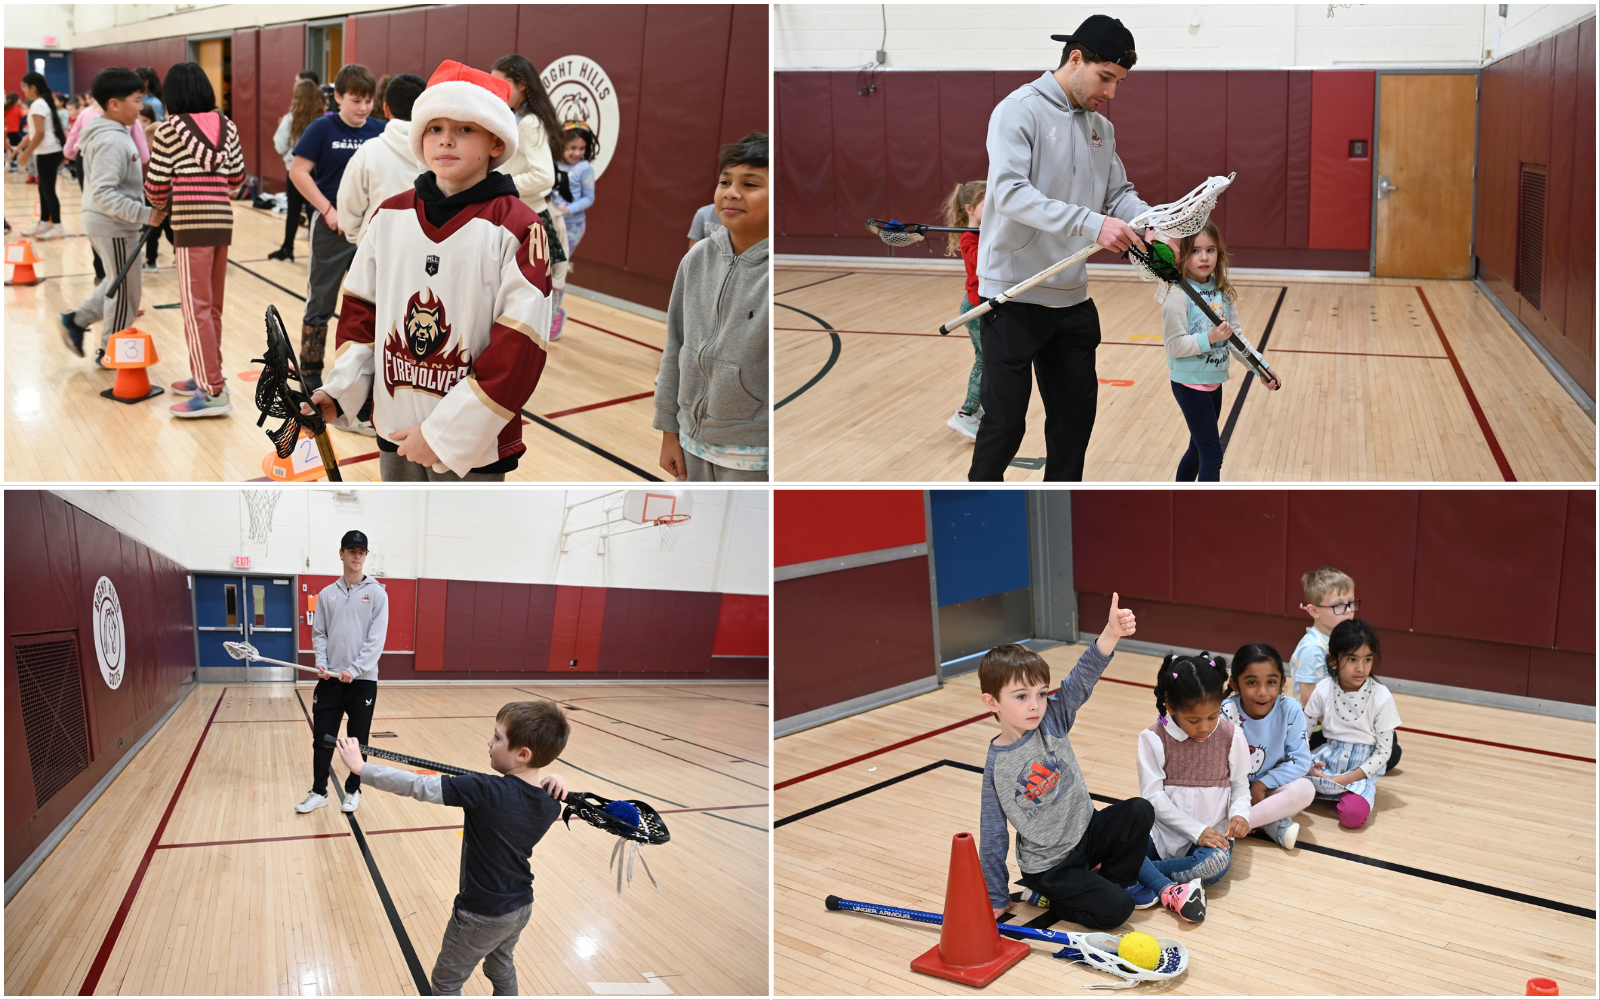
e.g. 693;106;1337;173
92;576;126;689
540;55;621;180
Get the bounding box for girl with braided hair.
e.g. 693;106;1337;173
1132;651;1251;922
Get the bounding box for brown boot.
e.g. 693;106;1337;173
300;323;327;391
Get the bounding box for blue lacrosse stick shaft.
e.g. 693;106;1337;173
825;895;1080;946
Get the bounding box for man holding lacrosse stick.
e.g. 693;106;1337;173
296;529;389;815
970;15;1152;482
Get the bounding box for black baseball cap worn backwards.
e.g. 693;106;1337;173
1052;15;1137;67
341;530;370;551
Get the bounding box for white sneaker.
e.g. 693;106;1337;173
1264;817;1299;851
341;790;360;813
22;221;46;237
295;792;329;813
35;223;66;240
352;419;377;437
946;409;980;440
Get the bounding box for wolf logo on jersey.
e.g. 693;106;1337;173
405;287;451;360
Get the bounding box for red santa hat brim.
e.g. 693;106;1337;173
410;60;519;171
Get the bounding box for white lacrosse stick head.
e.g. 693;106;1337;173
222;640;261;661
1055;932;1189;989
1127;173;1234;287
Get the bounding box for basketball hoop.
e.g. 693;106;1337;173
653;513;690;551
243;490;280;545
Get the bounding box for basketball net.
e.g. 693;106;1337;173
653;514;689;551
243;490;280;546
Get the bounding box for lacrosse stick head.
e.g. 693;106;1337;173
222;640;262;662
865;218;927;247
1054;932;1188;989
563;792;671;845
1134;173;1234;239
252;304;322;459
1126;239;1188;285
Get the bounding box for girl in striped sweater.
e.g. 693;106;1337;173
144;63;245;418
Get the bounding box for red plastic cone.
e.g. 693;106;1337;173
909;832;1030;987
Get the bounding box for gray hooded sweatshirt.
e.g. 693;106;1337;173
79;115;153;238
978;71;1150;308
311;575;389;681
653;227;769;450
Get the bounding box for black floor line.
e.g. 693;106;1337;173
778;759;1595;920
549;754;768;834
1219;285;1287;452
519;409;661;481
554;702;768;767
775;272;855;296
227;258;338;320
774;302;841;409
296;690;432;994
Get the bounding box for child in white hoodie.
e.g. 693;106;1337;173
337;73;427;245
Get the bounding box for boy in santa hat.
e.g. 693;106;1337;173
305;60;554;481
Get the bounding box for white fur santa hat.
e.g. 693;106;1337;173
409;60;519;171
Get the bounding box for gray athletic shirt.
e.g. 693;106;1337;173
311;575;388;680
979;642;1112;908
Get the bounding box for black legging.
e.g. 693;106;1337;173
146;216;175;266
35;151;62;223
281;179;313;252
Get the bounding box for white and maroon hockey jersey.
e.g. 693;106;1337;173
324;187;552;475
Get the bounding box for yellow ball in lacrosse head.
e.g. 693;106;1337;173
1117;931;1162;971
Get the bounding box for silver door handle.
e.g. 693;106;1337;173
198;625;243;632
249;627;295;632
1378;175;1398;198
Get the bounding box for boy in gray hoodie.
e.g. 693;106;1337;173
970;16;1152;483
59;67;164;364
655;133;769;482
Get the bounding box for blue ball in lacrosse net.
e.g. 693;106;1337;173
604;799;642;831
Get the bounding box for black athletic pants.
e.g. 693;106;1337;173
1016;797;1154;931
35;151;63;223
281;181;312;253
969;298;1102;482
310;677;377;796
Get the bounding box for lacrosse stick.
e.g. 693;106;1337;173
935;173;1234;335
104;225;161;298
317;735;671;893
865;218;977;248
825;895;1187;989
222;639;340;676
252;304;343;481
1124;240;1276;386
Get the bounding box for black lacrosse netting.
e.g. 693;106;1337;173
561;792;672;846
864;219;926;247
252;304;342;479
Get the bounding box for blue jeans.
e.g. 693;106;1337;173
1171;381;1224;481
1138;837;1232;891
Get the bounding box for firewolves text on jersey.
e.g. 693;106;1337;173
383;287;472;397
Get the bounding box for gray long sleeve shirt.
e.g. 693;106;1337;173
79;115;154;238
978;71;1150;308
980;642;1112;909
311;575;388;680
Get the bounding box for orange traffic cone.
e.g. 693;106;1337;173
1527;979;1560;995
100;328;165;403
908;832;1030;987
5;238;44;286
261;426;334;482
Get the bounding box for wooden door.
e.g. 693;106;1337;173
1375;74;1478;278
326;27;343;86
196;39;226;116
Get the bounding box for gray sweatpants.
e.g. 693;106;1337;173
430;902;531;996
684;452;768;482
378;450;506;482
73;232;144;354
303;213;356;328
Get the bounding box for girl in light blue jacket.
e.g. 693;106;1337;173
1160;221;1280;481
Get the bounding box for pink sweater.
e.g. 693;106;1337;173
64;106;149;164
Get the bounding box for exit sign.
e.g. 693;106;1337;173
233;555;252;568
42;35;58;47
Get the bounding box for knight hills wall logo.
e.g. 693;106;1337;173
540;55;620;179
92;576;126;689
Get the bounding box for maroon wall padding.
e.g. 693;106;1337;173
414;577;447;671
1476;17;1595;396
774;489;927;566
232;28;259;180
351;12;389;79
775;68;1371;270
5;492;195;880
1307;70;1374;251
712;593;769;656
255;23;306;193
1073;490;1594;704
5;48;28;99
597;588;723;674
775;556;937;721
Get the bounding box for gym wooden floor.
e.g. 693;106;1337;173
6;680;769;996
4;171;669;483
773;262;1596;482
774;643;1597;995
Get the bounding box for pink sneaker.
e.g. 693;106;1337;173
1158;879;1206;923
550;309;565;341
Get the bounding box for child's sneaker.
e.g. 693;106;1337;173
95;350;116;370
1263;817;1299;851
170;389;233;418
142;260;159;274
59;312;86;357
1158;879;1206;923
550;309;565;341
1123;882;1159;909
35;223;66;240
1020;889;1049;909
946;409;980;440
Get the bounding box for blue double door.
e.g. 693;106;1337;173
195;574;297;681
